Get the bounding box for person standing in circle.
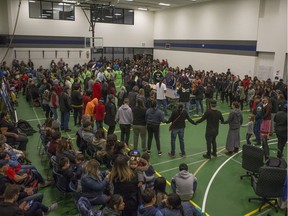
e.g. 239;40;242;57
195;100;224;159
223;101;243;155
166;103;196;158
146;100;166;156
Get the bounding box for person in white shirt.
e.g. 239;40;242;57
156;79;168;116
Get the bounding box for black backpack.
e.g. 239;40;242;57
17;119;36;136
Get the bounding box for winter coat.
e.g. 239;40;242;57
104;101;116;126
224;109;243;130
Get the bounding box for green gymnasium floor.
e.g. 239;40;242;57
16;96;287;216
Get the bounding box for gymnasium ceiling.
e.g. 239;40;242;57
59;0;213;11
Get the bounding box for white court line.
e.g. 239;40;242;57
32;107;42;125
153;147;226;166
159;159;207;174
218;153;242;165
26;117;47;122
201;151;241;213
201;140;279;213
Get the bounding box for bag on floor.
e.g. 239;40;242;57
17;119;36;136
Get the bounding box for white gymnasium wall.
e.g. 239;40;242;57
7;0;154;47
154;0;260;40
154;49;256;77
3;0;154;67
0;0;9;34
256;0;287;81
153;0;260;78
12;48;91;69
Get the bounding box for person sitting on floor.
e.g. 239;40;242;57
171;163;197;201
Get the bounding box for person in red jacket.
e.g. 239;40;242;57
92;79;102;100
82;91;92;114
94;98;106;129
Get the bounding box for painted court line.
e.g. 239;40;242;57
201;140;280;214
32;107;42;125
102;127;209;215
201;150;242;213
154;170;210;216
153;147;226;166
158;159;207;174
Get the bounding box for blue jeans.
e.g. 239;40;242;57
157;99;168;115
253;119;262;144
183;102;190;116
96;121;103;130
195;99;204;115
50;107;58;120
170;128;185;155
61;111;70;130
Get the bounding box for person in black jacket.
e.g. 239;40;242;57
204;82;214;111
71;85;83;126
166;103;196;157
177;78;192;116
196;100;224;159
274;103;287;158
132;99;147;152
104;95;117;135
59;87;71;132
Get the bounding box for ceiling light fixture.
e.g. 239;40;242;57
138;7;148;11
158;3;170;6
126;0;134;1
63;0;77;3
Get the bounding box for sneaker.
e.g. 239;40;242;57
211;153;217;157
179;153;186;157
158;151;162;156
168;152;175;158
47;203;58;213
147;150;151;154
193;114;199;117
202;154;211;159
234;148;239;153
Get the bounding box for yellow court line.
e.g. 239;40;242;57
244;202;275;216
193;159;210;176
154;170;210;216
102;126;209;215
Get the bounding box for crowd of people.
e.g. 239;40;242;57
0;57;287;215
